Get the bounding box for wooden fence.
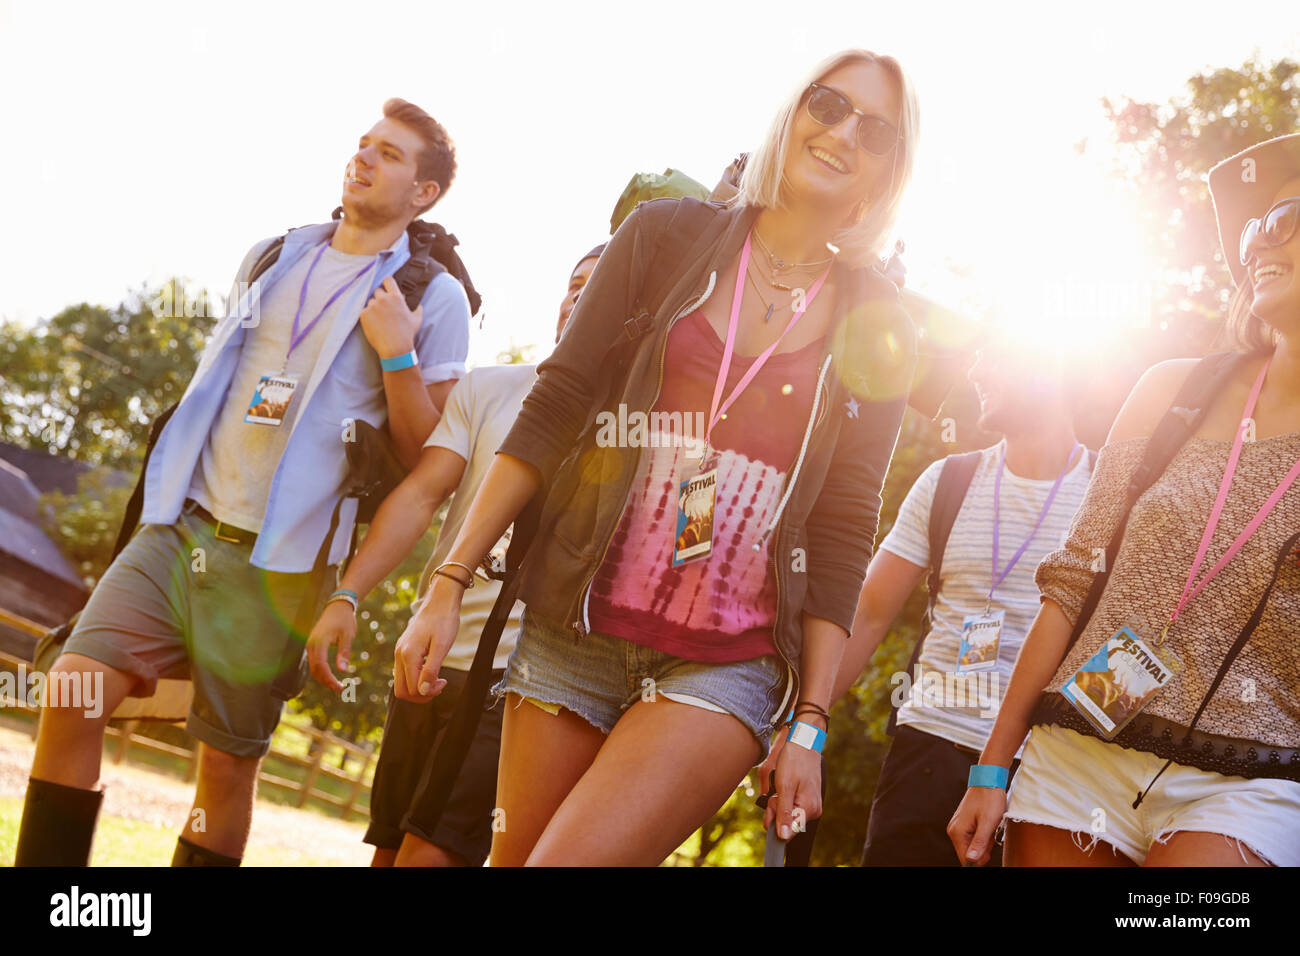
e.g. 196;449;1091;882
0;608;374;820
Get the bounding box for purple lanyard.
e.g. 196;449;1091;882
286;242;377;362
989;441;1082;602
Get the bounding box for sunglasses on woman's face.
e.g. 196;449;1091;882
805;83;900;156
1240;196;1300;265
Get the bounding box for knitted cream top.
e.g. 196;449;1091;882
1033;434;1300;779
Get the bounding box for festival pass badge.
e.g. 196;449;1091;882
956;609;1004;674
1061;625;1182;740
672;459;717;567
243;373;299;426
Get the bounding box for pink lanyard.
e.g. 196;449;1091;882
1168;357;1300;635
704;230;833;454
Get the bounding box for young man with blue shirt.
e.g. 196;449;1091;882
15;98;471;867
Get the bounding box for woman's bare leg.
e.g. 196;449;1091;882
1005;820;1139;866
526;696;759;866
489;693;605;866
1143;830;1271;867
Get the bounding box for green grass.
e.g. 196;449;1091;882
0;795;350;867
1;707;373;821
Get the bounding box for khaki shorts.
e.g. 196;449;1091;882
63;504;334;757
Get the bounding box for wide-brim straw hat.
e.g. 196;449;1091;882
1208;132;1300;287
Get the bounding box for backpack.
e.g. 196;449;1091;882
35;214;479;716
249;207;482;316
883;442;1091;736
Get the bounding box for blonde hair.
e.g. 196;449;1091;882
1224;281;1282;355
732;49;920;269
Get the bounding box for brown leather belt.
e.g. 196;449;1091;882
183;499;258;546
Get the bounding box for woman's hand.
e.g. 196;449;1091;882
763;729;823;840
393;579;463;701
307;599;358;693
947;785;1007;866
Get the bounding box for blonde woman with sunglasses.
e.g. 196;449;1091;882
395;49;920;866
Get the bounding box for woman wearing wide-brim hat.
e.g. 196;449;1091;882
949;133;1300;867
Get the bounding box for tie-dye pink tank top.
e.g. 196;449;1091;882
587;309;824;662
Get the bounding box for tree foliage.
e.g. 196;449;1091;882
1;280;215;469
37;472;135;589
1100;55;1300;352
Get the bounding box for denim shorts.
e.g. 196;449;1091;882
1005;723;1300;866
490;609;793;765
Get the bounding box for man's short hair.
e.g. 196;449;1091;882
382;98;456;214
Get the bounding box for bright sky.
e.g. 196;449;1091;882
1;1;1297;367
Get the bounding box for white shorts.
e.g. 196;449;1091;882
1004;723;1300;866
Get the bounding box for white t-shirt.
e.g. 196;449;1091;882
411;363;537;672
878;440;1093;753
188;244;379;530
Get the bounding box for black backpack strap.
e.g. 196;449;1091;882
400;490;550;839
248;235;288;286
885;450;983;735
109;401;179;560
326;207;479;315
418;220;481;317
925;451;984;616
1063;351;1251;653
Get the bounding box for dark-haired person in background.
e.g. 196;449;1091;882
16;98;470;867
309;243;606;867
766;335;1093;866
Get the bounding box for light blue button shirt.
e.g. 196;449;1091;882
141;221;470;572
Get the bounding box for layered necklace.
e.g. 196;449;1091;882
746;229;835;322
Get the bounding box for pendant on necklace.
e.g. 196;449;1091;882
763;303;774;323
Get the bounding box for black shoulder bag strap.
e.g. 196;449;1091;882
885;450;982;735
1061;351;1249;655
400;200;726;836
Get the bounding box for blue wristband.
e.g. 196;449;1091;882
786;720;827;754
967;764;1009;790
328;588;360;612
380;350;418;372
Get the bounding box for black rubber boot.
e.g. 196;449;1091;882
14;777;104;867
171;835;241;867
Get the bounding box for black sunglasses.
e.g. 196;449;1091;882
1240;196;1300;266
805;83;900;156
